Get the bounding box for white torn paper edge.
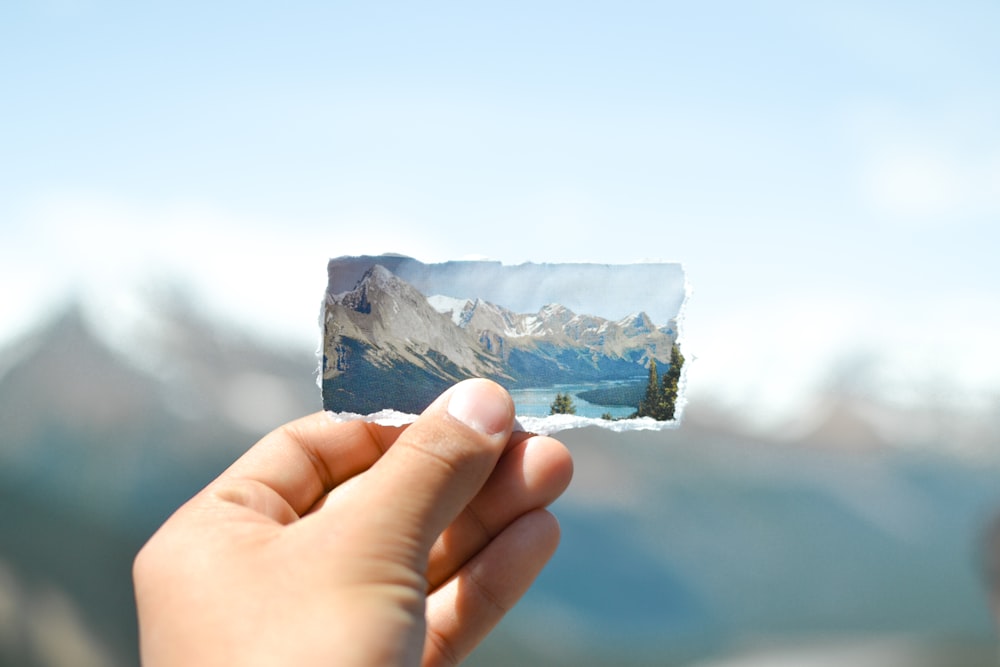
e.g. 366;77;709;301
324;407;688;436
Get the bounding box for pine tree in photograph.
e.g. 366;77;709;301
636;344;684;420
549;392;576;415
637;358;660;418
660;343;685;420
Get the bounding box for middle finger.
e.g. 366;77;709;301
425;432;573;591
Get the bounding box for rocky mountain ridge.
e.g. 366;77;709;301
322;264;678;413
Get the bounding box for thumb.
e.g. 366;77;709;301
328;379;516;564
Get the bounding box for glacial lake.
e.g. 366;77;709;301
507;379;643;419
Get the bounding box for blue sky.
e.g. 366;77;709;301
2;1;998;421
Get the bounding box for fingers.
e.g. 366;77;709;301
423;509;561;667
319;379;516;560
425;433;572;589
206;378;515;535
207;413;405;521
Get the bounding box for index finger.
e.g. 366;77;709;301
215;412;405;518
327;379;515;557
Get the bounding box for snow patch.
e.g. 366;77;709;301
427;294;472;326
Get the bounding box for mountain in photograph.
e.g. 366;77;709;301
321;264;678;414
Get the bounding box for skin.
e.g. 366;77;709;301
133;379;574;666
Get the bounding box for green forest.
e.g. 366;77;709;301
635;343;684;421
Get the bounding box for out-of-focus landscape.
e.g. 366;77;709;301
2;297;999;666
3;1;999;665
0;299;1000;665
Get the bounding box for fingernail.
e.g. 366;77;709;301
447;379;513;437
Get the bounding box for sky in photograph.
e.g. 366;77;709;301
2;1;998;423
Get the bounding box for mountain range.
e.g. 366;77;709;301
321;264;678;414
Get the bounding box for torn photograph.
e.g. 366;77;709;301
321;255;688;433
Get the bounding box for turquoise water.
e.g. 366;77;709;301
507;380;639;419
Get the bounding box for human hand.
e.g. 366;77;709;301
133;379;573;666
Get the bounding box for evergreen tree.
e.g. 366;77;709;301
636;346;685;420
660;343;685;421
637;358;659;418
549;392;576;415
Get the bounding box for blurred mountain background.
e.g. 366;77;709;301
1;297;998;666
3;1;999;665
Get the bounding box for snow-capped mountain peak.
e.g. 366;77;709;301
337;264;408;314
617;311;655;335
426;294;473;326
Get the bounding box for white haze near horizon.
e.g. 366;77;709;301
2;2;999;429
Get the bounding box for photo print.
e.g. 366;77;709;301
321;255;688;433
